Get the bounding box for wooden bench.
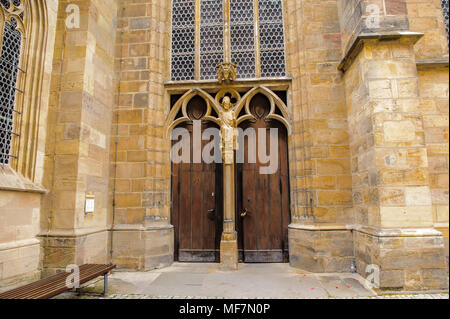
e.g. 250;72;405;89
0;264;116;299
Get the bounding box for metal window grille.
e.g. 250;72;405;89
258;0;286;77
0;7;23;165
230;0;256;79
441;0;449;40
171;0;196;81
170;0;286;81
200;0;224;80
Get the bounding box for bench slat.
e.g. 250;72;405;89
0;264;96;299
8;265;108;299
23;265;114;300
0;264;116;299
0;264;93;298
28;265;115;300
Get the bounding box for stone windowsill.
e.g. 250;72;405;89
0;165;47;194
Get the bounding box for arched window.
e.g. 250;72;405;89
170;0;286;81
0;0;24;165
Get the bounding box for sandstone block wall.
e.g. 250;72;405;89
110;0;173;270
40;0;117;274
0;0;58;290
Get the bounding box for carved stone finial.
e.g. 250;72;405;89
217;62;237;84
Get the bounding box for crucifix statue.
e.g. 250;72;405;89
219;96;238;164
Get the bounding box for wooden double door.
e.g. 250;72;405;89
171;111;290;263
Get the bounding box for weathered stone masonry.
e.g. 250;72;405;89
0;0;448;291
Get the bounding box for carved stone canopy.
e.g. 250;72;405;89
216;62;237;84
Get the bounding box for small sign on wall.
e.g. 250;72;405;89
85;193;95;216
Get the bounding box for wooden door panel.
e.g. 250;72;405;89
172;122;222;262
237;116;290;263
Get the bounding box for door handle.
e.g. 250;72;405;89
207;209;216;221
241;208;248;218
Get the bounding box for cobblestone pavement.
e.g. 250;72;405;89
55;263;448;300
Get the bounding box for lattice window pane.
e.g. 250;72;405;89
258;0;286;77
442;0;449;40
201;53;223;80
0;0;10;9
200;0;223;80
260;50;285;78
230;0;255;79
0;18;22;164
171;0;195;81
0;0;21;9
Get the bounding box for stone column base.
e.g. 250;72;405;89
354;227;449;291
39;228;109;277
220;233;238;270
111;225;174;271
288;224;354;273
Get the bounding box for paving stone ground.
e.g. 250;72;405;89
55;263;449;300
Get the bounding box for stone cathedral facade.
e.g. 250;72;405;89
0;0;449;291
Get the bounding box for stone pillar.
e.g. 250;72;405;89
218;95;238;270
41;0;117;275
341;32;448;290
110;0;173;270
220;163;238;270
284;0;354;273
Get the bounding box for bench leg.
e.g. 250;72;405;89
102;274;108;296
76;287;81;296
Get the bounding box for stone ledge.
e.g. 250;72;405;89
111;224;174;232
416;58;449;70
338;31;424;73
289;223;444;238
38;227;109;238
0;165;46;194
0;238;40;252
353;226;444;238
288;223;351;231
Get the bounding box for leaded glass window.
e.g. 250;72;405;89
441;0;449;40
230;0;256;78
170;0;286;81
171;0;195;81
200;0;224;80
0;0;24;165
259;0;286;77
